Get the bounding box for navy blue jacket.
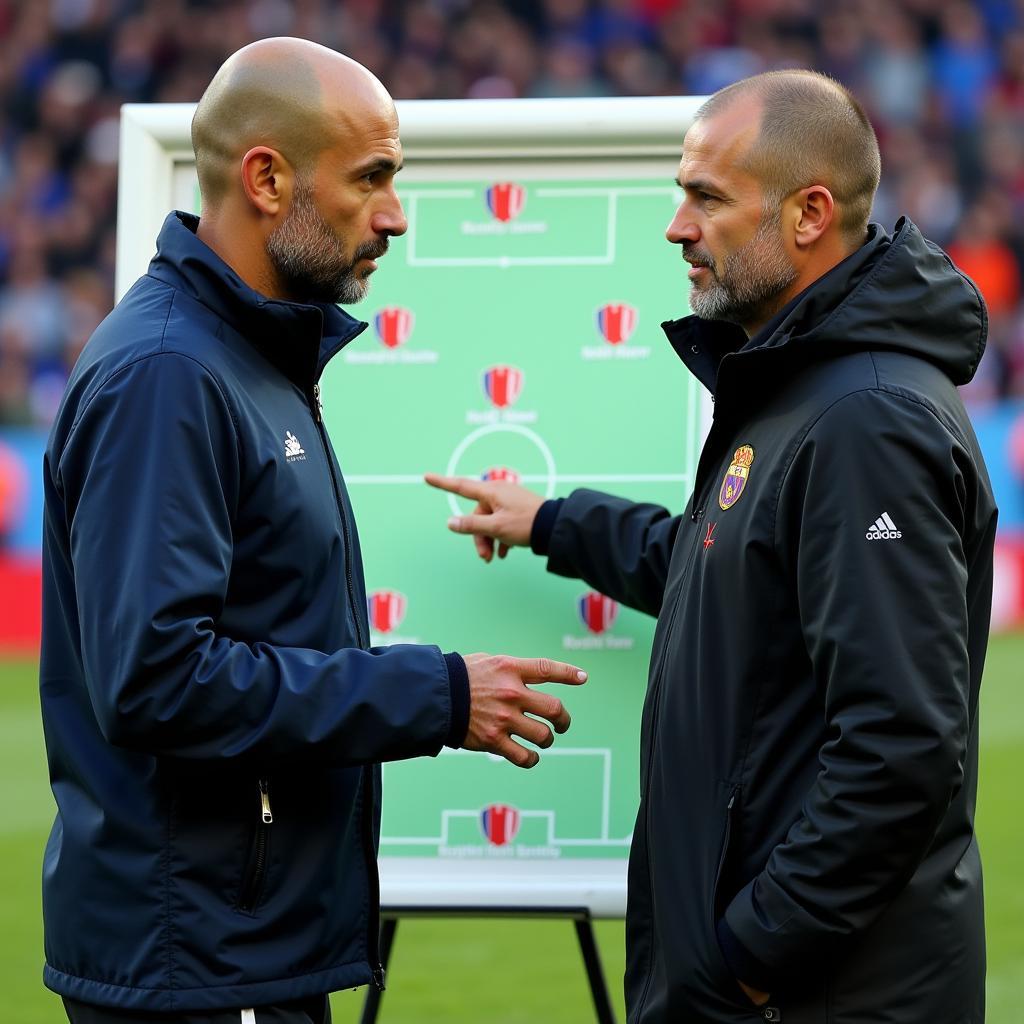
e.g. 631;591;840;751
536;220;996;1023
39;212;468;1011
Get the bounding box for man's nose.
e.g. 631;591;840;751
665;203;699;245
374;190;408;237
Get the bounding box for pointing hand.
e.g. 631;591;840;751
462;654;587;768
424;473;545;562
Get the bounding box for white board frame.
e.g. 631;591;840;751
116;96;711;917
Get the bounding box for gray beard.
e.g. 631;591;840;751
266;184;386;305
687;211;797;327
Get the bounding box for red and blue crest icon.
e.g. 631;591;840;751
578;592;618;634
485;182;526;222
480;804;521;846
367;590;407;634
374;307;414;349
481;467;521;483
482;365;524;408
596;303;638;345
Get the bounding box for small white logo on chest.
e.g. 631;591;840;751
865;512;901;540
285;430;306;461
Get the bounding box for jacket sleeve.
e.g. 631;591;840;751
721;387;980;984
56;351;459;764
545;488;682;617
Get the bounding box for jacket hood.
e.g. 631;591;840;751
664;218;988;391
146;211;367;386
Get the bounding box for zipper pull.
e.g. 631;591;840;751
692;505;704;523
372;964;386;991
258;779;273;824
312;383;323;422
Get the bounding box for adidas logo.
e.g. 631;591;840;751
284;430;306;461
865;512;902;541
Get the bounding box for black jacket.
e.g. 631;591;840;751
540;220;996;1023
40;213;468;1011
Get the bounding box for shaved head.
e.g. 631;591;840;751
696;70;881;245
191;37;392;207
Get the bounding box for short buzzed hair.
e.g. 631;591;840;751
191;47;325;207
697;70;881;245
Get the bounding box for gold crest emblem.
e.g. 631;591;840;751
718;444;755;510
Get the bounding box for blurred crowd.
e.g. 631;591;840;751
1;0;1024;427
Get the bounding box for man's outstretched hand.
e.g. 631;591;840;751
463;654;587;768
424;473;545;562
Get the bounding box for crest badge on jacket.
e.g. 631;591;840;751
719;444;755;510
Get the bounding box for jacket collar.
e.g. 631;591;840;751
660;227;886;396
146;212;368;388
661;217;988;402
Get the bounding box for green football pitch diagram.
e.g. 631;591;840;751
317;176;702;869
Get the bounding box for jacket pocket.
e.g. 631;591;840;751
236;778;273;914
710;784;740;923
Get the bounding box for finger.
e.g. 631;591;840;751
447;512;499;537
474;533;494;562
522;691;571;734
425;473;489;501
515;657;588;685
510;713;555;749
497;542;510;559
495;736;540;769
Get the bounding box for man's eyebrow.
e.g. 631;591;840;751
676;176;721;194
355;157;404;176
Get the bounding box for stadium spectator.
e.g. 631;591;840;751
0;0;1024;423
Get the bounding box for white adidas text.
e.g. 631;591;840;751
865;511;902;540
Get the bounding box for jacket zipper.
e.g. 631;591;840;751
238;779;273;913
711;788;738;921
632;501;709;1018
308;381;384;989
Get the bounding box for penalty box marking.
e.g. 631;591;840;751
401;186;678;268
380;747;631;848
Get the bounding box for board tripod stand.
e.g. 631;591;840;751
359;906;617;1024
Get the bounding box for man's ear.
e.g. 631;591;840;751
239;146;292;217
790;185;836;250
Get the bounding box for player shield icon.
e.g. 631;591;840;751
578;592;618;634
482;366;524;409
367;590;407;633
480;804;521;846
485;183;525;223
481;467;521;483
596;303;638;345
374;307;414;349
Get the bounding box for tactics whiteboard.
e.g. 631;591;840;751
117;97;707;918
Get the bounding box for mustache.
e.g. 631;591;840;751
354;238;390;262
683;248;714;268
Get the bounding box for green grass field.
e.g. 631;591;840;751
4;633;1022;1022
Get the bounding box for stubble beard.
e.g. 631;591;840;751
686;207;798;328
266;181;388;305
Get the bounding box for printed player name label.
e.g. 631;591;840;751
466;409;539;425
460;221;549;236
562;634;636;651
344;349;440;365
581;345;651;361
438;844;561;858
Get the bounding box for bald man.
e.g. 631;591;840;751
39;38;587;1024
428;71;995;1023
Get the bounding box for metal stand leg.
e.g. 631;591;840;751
574;918;617;1024
359;917;399;1024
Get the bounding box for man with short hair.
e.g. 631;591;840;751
429;70;996;1023
40;38;586;1024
